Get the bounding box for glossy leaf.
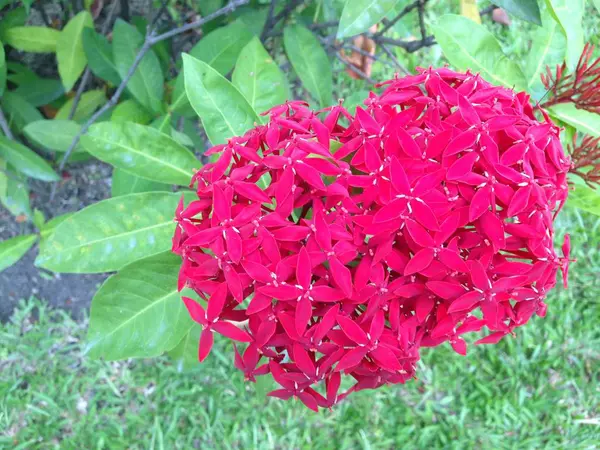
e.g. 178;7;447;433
82;28;121;86
548;103;600;138
432;14;526;91
545;0;584;70
183;54;260;145
39;212;75;239
0;91;43;133
525;13;566;98
24;120;82;153
111;168;171;197
567;182;600;216
0;234;37;272
0;8;27;42
86;252;194;360
168;323;202;371
36;191;195;273
4;26;60;53
189;21;253;75
232;37;288;116
0;135;59;181
55;89;106;122
13;78;64;107
492;0;541;25
112;19;164;114
337;0;399;38
81;122;198;185
110;99;153;124
284;25;333;107
57;11;93;91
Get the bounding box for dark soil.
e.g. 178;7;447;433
0;162;113;322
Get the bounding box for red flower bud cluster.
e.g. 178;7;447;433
173;68;572;411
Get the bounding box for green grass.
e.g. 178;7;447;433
1;206;599;449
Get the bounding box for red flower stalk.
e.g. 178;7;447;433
541;43;600;113
173;68;571;411
568;133;600;187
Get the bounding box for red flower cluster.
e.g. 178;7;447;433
173;68;572;411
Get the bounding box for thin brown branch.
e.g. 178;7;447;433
0;105;14;140
374;0;420;38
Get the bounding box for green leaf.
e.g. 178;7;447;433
39;212;75;239
33;208;46;229
432;14;527;91
198;0;223;16
111;99;153;125
566;183;600;216
0;8;27;42
337;0;400;38
594;0;600;14
4;26;61;53
189;21;254;76
232;37;288;117
57;11;93;91
0;42;6;97
548;103;600;138
169;74;196;117
544;0;584;70
183;54;260;145
283;25;333;107
0;135;59;181
86;252;194;360
111;168;170;197
81;122;198;185
24;120;82;153
112;19;164;114
13;78;64;107
235;7;269;37
35;191;195;273
0;91;43;133
55;89;106;122
82;28;121;86
0;234;37;272
0;161;32;218
525;13;566;98
492;0;541;25
168;323;202;371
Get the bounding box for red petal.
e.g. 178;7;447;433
295;297;312;336
336;315;369;346
233;181;270;203
406;219;435;247
296;246;312;289
330;256;353;297
447;152;479;181
335;347;368;372
447;291;482;313
412;201;440;231
293;343;316;376
199;329;213;362
212;321;252;342
404;248;435;275
182;296;207;325
206;282;228;322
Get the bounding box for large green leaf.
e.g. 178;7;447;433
0;41;5;97
35;191;194;273
0;91;43;133
57;11;93;91
492;0;541;25
82;28;121;86
337;0;400;38
86;252;194;360
55;89;106;122
189;21;253;76
548;103;600;138
39;212;75;240
0;234;37;272
525;14;566;98
183;54;260;145
112;19;164;114
4;26;60;53
594;0;600;13
567;183;600;216
432;15;526;91
545;0;584;70
168;323;202;371
0;8;27;42
232;37;288;117
81;122;198;185
283;25;333;107
0;135;59;181
111;168;170;197
24;120;82;153
110;99;153;124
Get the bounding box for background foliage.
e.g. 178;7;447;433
0;0;600;446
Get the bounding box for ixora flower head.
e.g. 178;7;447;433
172;67;572;411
